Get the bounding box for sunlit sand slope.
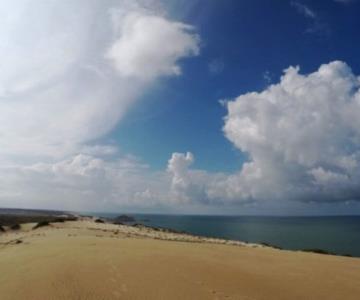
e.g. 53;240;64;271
0;220;359;300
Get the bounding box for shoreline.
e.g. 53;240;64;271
0;217;259;248
0;215;358;258
93;216;358;258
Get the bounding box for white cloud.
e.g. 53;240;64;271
0;1;200;160
106;10;199;81
162;61;360;206
0;154;170;211
222;61;360;203
166;152;259;205
167;152;195;203
0;0;201;211
1;2;359;212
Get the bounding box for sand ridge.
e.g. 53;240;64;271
0;219;360;300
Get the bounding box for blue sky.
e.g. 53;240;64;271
112;0;360;171
1;0;360;214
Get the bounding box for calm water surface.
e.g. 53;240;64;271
95;214;360;257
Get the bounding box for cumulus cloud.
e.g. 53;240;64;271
222;60;360;203
1;3;360;212
162;61;360;206
167;152;195;203
4;56;360;211
166;152;258;205
106;10;199;80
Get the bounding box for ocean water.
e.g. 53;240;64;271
96;213;360;257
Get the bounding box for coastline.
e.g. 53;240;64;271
0;216;262;248
1;217;360;299
1;212;357;256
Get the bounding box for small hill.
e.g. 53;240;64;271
113;215;135;224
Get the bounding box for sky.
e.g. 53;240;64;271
1;0;360;215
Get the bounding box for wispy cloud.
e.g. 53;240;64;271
0;0;200;160
291;1;330;36
0;0;201;211
208;58;225;75
262;70;272;85
334;0;355;4
291;1;316;19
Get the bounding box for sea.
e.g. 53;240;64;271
94;213;360;257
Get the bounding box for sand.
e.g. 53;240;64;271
0;220;360;300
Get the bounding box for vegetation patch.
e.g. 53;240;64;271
10;224;21;230
0;212;77;227
33;221;50;230
302;248;332;255
113;221;124;225
260;242;283;250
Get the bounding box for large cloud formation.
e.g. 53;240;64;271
0;0;199;211
1;2;360;212
0;0;199;160
224;60;360;203
2;59;360;211
174;61;360;204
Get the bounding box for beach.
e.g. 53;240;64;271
0;219;360;300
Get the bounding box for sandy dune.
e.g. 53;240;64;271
0;220;360;300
